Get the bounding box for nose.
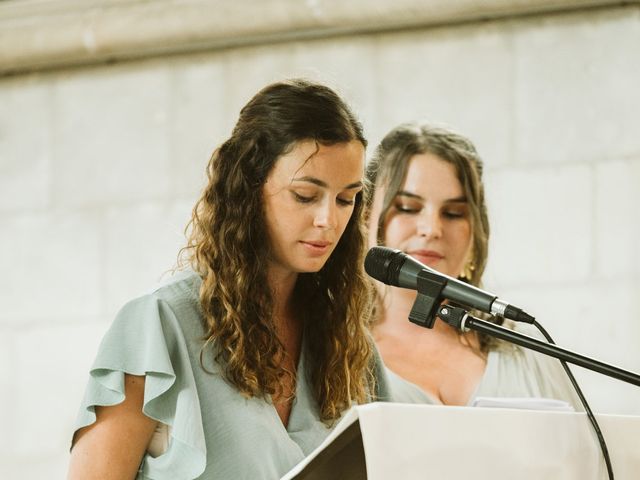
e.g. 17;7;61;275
416;209;442;239
313;199;337;230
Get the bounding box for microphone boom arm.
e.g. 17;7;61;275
437;305;640;387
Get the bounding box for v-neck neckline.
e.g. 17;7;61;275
270;341;308;433
464;349;497;406
267;342;341;460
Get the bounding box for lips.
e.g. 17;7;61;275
408;249;444;264
300;240;332;255
303;240;331;248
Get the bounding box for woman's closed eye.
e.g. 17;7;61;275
292;191;316;204
293;191;358;207
443;211;464;219
337;196;356;207
442;206;468;219
393;201;422;214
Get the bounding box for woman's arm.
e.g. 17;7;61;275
68;374;158;480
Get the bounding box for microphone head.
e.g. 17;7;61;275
364;246;407;286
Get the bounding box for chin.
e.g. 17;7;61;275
298;258;330;274
303;262;328;273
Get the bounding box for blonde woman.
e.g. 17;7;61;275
366;122;580;408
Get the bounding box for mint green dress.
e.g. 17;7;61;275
381;322;583;409
73;271;428;479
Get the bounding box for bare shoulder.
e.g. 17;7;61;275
68;374;158;480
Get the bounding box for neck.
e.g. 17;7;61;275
267;265;299;331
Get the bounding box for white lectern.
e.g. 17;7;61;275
282;403;640;480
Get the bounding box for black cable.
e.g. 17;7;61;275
532;320;614;480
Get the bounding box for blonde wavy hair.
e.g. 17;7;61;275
180;79;375;422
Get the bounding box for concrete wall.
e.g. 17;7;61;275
1;1;639;477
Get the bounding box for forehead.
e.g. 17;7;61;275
270;139;365;184
401;153;463;199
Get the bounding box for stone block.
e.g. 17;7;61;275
0;331;13;453
571;366;640;416
0;453;69;480
0;212;102;322
169;56;229;198
0;76;51;211
9;321;110;456
372;23;513;168
494;280;640;415
51;62;172;207
222;43;299;123
104;200;193;317
496;281;635;357
484;164;592;286
289;36;378;143
513;9;640;165
171;40;378;190
594;159;640;278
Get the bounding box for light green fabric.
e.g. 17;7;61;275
381;322;583;409
385;368;435;404
73;271;426;479
469;323;583;409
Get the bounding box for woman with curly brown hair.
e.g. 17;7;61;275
68;80;420;480
367;122;580;408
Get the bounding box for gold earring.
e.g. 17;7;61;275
461;258;476;281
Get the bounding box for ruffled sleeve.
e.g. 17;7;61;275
73;293;207;479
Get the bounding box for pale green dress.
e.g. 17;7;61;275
73;271;428;479
385;322;583;409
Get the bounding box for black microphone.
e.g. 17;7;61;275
364;246;535;323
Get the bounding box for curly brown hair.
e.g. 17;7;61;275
181;79;375;421
366;122;502;352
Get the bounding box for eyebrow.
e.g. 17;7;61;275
293;176;363;190
396;190;467;203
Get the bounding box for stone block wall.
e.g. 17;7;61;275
1;2;638;477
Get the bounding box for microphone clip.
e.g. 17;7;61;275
408;269;448;329
436;304;471;332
